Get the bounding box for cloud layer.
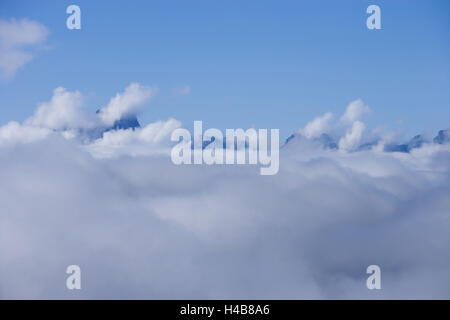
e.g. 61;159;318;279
0;89;449;299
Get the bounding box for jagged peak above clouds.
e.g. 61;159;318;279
434;129;450;145
0;92;449;158
286;126;450;154
0;83;179;155
284;99;449;154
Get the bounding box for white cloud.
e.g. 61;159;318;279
25;87;95;131
0;133;449;299
300;112;333;138
87;118;182;158
340;99;370;124
98;83;156;126
0;83;172;148
0;121;51;146
338;120;365;151
0;18;49;77
1;89;450;299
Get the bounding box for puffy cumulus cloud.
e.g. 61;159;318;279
0;83;176;151
0;120;450;299
98;83;156;126
87;118;182;158
25;87;96;131
0;121;51;146
294;99;392;152
0;18;49;77
338;121;366;151
340;99;371;125
300;112;333;138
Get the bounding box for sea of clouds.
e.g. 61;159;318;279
0;83;449;299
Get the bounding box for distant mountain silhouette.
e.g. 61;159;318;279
110;116;141;131
284;133;337;150
83;110;141;140
284;128;449;153
433;129;450;144
95;109;141;131
82;111;449;153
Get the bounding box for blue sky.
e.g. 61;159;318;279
0;0;449;140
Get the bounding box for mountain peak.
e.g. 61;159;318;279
433;129;450;144
285;127;450;153
95;109;141;131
